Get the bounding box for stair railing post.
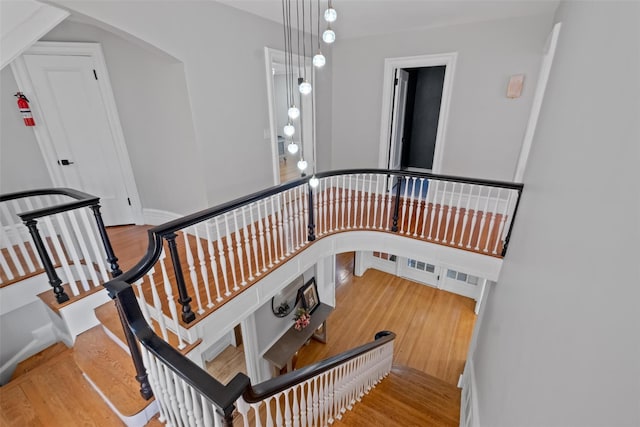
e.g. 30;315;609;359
307;185;316;241
391;175;403;232
165;233;196;323
110;296;154;400
24;219;69;303
219;406;236;427
89;204;122;277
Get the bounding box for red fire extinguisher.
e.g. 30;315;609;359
15;92;35;126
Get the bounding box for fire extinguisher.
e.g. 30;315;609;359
15;92;35;126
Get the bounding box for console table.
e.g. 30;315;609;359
263;303;333;375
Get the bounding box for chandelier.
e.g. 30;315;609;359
281;0;337;187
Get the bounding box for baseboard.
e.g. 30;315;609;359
142;209;182;226
460;360;481;427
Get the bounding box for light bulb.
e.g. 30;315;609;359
324;8;337;23
322;27;336;44
299;81;312;95
313;52;326;68
288;105;300;120
287;142;299;154
309;176;319;188
283;123;295;137
297;159;308;171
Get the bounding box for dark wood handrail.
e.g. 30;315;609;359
116;168;524;285
243;330;396;403
0;187;100;221
105;280;251;412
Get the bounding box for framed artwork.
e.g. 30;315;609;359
298;278;320;313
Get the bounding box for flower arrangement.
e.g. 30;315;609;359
293;307;311;331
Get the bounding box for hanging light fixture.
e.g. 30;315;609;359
322;26;335;44
283;122;295;137
324;0;337;22
279;0;337;181
287;141;299;154
288;105;300;119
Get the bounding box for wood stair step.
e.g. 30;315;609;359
73;325;154;418
37;281;106;314
331;365;461;427
0;348;124;426
10;342;69;381
94;301;201;355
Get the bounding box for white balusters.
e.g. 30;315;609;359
42;216;78;295
328;177;335;233
443;182;456;244
242;206;255;280
55;212;90;292
224;214;239;291
147;267;169;342
366;174;373;229
451;183;465;246
468;185;481;249
194;225;214;308
341;175;347;230
183;229;204;314
414;178;425;237
205;222;223;303
347;175;353;229
476;188;491;252
400;177;409;233
262;201;274;268
270;197;280;263
494;190;513;255
214;218;231;296
460;184;473;248
435;181;447;242
373;175;381;230
316;179;323;236
484;189;501;253
234;212;247;285
406;177;417;234
159;249;185;349
249;204;261;277
283;192;292;257
428;180;439;241
275;196;285;261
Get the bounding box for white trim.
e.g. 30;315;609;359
514;23;562;182
264;47;316;185
378;53;457;173
142;208;181;226
10;42;144;225
0;2;69;70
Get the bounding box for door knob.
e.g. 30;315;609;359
57;159;74;166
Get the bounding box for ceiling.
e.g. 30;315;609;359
216;0;559;39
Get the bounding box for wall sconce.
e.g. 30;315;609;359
507;74;525;99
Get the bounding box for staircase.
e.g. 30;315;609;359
0;300;161;427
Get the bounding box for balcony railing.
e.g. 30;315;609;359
104;168;523;426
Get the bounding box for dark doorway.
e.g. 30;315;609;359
400;66;446;170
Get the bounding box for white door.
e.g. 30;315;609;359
398;256;440;288
388;69;409;170
21;52;134;225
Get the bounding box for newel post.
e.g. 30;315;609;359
391;176;403;232
111;295;153;400
165;233;196;323
25;219;69;303
90;204;122;277
307;185;316;241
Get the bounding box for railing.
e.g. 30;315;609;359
114;169;521;336
107;278;394;426
103;168;522;424
0;188;121;301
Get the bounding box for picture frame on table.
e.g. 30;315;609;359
298;278;320;314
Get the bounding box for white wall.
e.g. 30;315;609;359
51;0;333;206
40;20;206;215
0;67;52;193
472;2;640;425
330;14;553;181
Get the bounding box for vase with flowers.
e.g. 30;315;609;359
293;307;311;331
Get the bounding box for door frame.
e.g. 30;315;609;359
378;52;457;173
10;41;143;224
264;47;316;185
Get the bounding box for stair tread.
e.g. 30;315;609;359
10;342;69;381
37;281;105;314
0;348;124;426
74;325;153;417
332;365;461;426
95;301;201;355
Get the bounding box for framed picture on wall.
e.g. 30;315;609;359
298;278;320;313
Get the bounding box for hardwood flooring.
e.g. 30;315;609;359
297;252;476;386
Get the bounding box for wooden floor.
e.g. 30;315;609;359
0;227;473;426
297;252;476;386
